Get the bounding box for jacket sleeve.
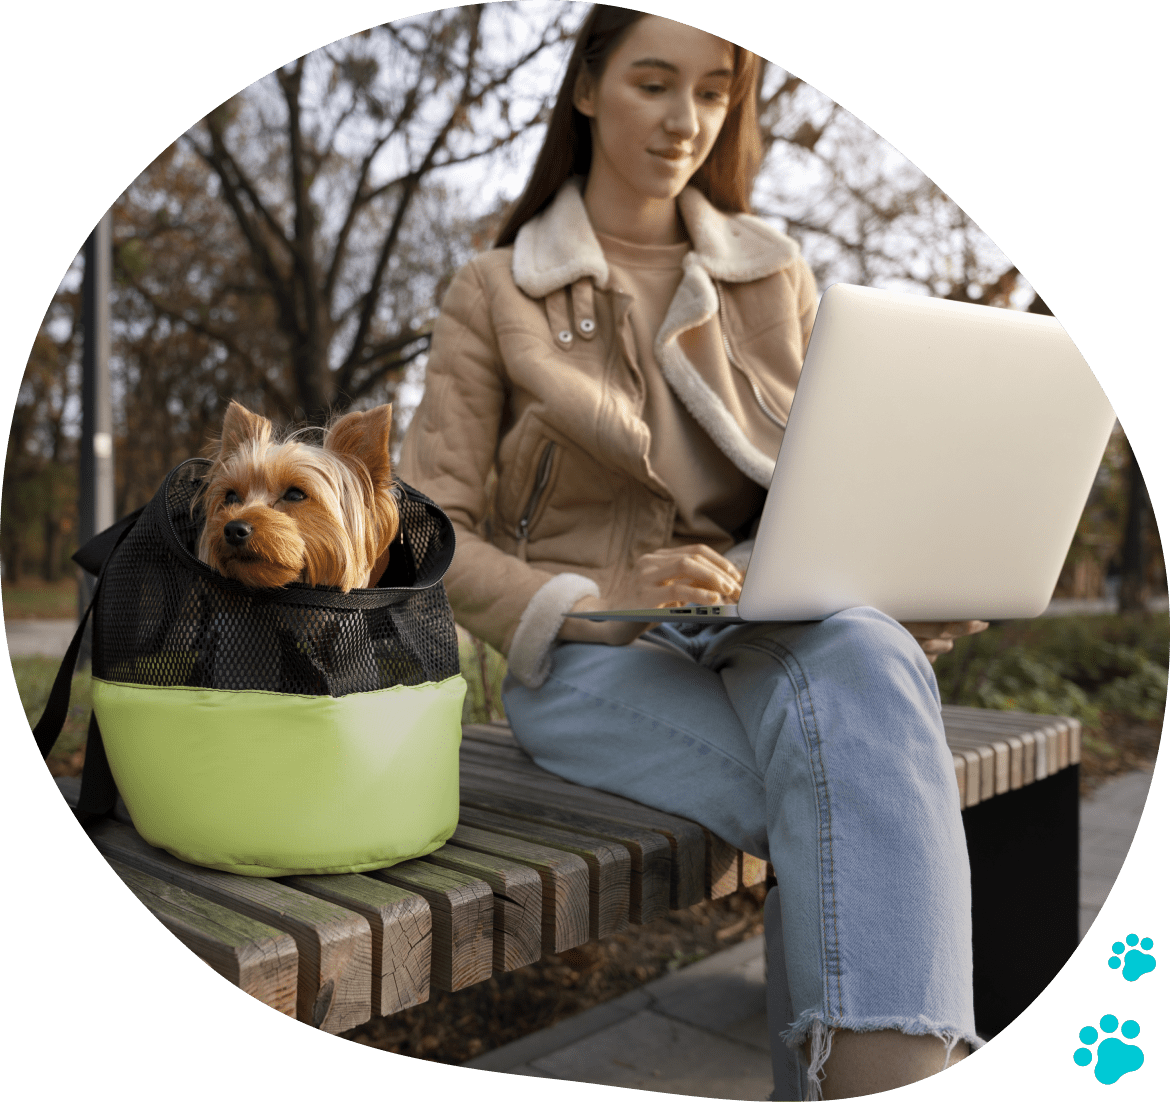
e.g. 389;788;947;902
397;259;598;683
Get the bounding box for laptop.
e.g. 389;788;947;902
567;282;1117;625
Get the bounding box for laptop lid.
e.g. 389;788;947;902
735;283;1117;621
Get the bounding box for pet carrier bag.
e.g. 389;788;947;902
34;458;466;876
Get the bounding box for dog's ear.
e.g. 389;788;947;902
218;401;273;456
324;404;393;484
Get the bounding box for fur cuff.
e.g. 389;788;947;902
507;573;601;689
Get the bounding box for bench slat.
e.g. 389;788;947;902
109;858;299;1017
423;843;543;972
951;752;969;808
740;853;770;889
458;747;707;910
88;819;372;1033
460;778;671;925
457;804;630;941
445;823;590;954
462;730;737;902
371;862;493;993
279;873;431;1017
946;732;1012;797
461;726;750;899
942;706;1080;776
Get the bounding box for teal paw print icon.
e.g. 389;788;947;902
1108;934;1155;981
1073;1016;1144;1084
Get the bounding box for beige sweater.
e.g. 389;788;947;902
597;230;765;547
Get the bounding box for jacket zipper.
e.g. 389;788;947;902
715;283;788;431
515;440;557;557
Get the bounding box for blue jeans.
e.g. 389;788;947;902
503;607;978;1098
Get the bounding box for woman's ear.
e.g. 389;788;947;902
573;69;596;118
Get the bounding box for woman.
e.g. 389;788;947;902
399;7;985;1098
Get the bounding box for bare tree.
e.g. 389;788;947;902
117;3;577;425
754;68;1043;311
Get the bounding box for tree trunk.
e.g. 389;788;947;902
1117;436;1149;613
43;514;61;582
5;537;23;585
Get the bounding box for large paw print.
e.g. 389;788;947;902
1108;933;1156;982
1073;1015;1144;1085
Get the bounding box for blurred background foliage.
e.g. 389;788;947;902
4;5;1165;733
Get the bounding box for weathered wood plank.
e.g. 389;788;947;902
946;733;1005;799
706;831;741;899
109;858;298;1017
280;873;430;1016
944;706;1077;781
460;777;671;925
463;729;741;902
949;744;984;808
444;823;590;954
946;711;1033;788
87;819;372;1033
952;752;969;809
423;843;543;972
457;804;629;941
739;852;769;890
371;862;493;993
461;730;706;909
458;749;705;910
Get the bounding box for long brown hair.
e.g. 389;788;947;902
494;5;763;247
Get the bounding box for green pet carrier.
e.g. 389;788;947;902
34;459;466;876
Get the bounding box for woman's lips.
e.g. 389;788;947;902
649;147;691;161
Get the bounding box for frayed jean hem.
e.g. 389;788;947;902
778;1011;983;1101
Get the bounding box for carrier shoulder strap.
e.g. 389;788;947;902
33;506;144;823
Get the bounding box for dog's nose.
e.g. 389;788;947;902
224;520;253;546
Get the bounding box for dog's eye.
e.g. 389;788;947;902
283;487;307;502
224;490;240;504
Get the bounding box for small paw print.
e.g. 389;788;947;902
1108;933;1156;981
1073;1015;1144;1085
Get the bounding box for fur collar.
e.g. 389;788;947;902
512;178;799;298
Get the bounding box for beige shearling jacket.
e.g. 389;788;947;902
398;179;817;687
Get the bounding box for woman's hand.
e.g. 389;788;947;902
900;620;989;663
559;545;743;645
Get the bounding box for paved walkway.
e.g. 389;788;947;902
4;618;78;658
467;768;1156;1098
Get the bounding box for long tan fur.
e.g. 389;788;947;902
196;401;399;591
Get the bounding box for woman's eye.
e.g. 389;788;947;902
284;487;307;502
224;490;240;504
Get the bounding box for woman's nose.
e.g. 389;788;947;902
663;93;700;140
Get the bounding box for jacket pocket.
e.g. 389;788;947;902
515;439;557;560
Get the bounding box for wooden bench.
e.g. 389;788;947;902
55;705;1081;1040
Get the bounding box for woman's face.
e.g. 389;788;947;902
575;16;735;206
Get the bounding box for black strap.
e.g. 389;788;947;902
72;505;144;576
75;712;118;825
35;510;142;822
31;584;100;757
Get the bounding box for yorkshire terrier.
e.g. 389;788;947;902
196;401;399;592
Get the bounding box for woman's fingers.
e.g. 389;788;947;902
902;620;989;641
638;545;743;600
901;619;990;664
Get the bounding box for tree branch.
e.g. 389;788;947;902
340;4;485;374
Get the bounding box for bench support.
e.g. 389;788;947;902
964;764;1080;1038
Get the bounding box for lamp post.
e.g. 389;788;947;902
78;211;115;643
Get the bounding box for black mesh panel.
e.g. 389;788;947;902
92;459;460;697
